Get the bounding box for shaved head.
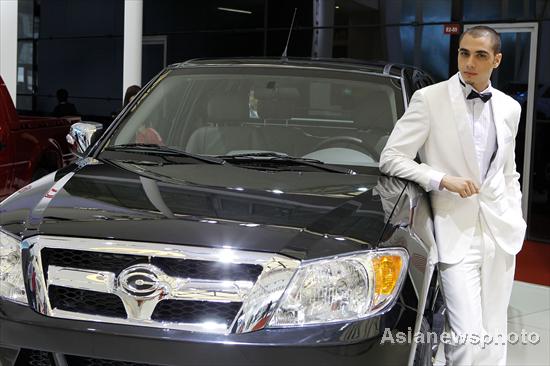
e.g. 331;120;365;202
459;26;501;54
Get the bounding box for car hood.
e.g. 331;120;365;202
0;158;403;260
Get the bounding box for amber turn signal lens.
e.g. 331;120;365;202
372;255;403;296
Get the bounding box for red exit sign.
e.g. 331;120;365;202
444;23;461;35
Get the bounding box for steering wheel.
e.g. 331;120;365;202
313;136;379;161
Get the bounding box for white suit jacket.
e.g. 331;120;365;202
380;73;526;264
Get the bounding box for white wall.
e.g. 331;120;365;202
0;0;18;105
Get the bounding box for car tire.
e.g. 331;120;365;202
413;316;433;366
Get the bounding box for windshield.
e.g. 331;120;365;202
106;66;404;167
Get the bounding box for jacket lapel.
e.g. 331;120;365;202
447;73;481;183
485;91;509;181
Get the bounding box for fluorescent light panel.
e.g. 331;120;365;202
217;7;252;15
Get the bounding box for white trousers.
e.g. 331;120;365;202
439;212;516;366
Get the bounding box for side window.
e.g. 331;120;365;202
411;70;433;91
404;69;435;99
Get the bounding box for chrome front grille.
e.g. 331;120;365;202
14;349;161;366
151;299;242;324
64;355;157;366
24;236;300;334
41;248;264;281
48;286;127;318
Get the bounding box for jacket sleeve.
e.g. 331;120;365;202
503;102;523;208
379;89;445;191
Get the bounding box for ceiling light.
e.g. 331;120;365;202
217;7;252;15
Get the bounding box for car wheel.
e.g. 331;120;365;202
413;316;434;366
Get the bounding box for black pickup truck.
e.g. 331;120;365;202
0;58;444;366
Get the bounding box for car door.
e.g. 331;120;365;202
0;77;17;199
0;115;14;199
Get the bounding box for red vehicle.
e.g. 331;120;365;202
0;77;76;200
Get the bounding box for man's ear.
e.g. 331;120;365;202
493;53;502;69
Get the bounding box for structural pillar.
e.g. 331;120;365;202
312;0;335;58
0;0;18;106
381;0;403;64
448;0;464;77
123;0;142;103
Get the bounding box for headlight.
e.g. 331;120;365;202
268;248;408;327
0;230;27;304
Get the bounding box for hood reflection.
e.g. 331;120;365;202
7;161;407;260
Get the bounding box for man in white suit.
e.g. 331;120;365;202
380;26;526;365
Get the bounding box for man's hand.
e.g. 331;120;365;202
440;175;480;198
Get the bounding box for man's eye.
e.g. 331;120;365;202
460;51;469;56
477;54;488;59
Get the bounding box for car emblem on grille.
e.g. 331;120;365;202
118;264;164;298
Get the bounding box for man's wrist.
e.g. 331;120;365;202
439;175;447;190
428;171;446;191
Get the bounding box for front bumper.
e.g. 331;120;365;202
0;300;413;366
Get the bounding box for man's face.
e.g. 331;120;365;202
458;33;502;91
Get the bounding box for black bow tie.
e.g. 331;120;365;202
467;90;492;103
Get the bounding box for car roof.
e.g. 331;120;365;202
171;57;420;79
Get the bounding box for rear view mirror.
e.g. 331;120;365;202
66;122;104;156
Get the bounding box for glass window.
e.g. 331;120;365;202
36;37;123;117
331;26;385;60
398;26;416;66
16;95;33;112
529;20;550;242
539;0;550;18
385;25;449;82
18;0;34;39
267;0;313;28
167;32;264;63
463;0;536;21
420;25;451;81
266;29;313;57
399;0;417;22
17;41;34;95
17;0;36;112
143;0;265;33
107;67;405;167
333;1;382;26
40;0;123;38
383;0;451;22
421;0;451;21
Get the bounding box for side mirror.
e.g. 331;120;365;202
66;122;104;156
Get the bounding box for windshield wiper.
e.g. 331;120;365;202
104;144;225;165
216;152;356;174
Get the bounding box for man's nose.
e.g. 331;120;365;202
466;55;476;69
